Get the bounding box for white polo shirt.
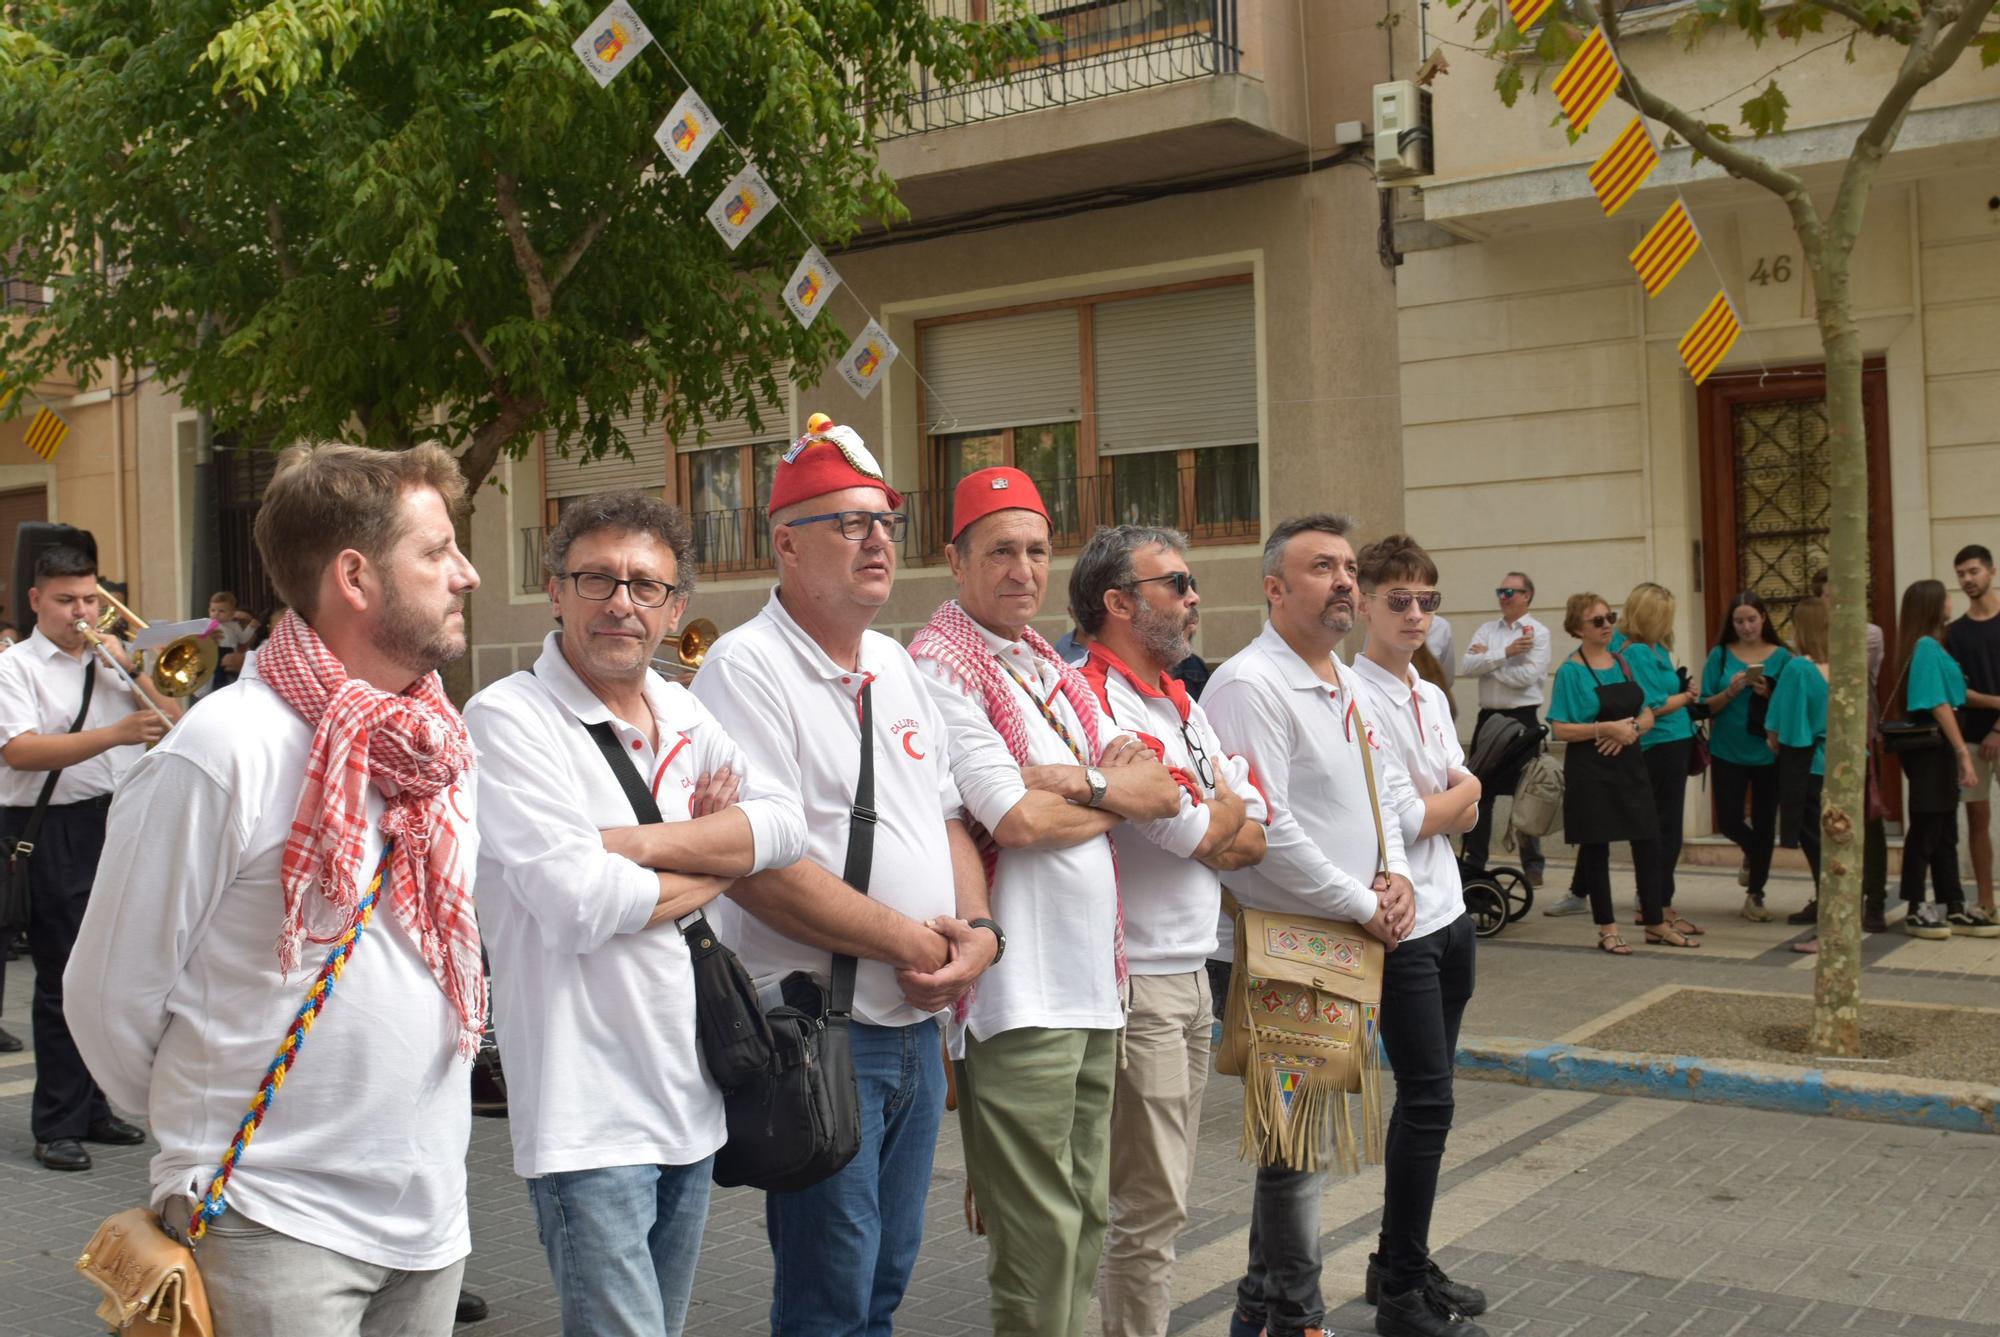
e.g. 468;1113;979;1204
1203;622;1411;930
1352;652;1467;942
463;633;806;1178
1459;614;1551;710
916;609;1123;1042
66;660;478;1271
691;589;962;1030
0;625;146;804
1081;643;1266;976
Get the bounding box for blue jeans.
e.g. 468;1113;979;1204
528;1155;716;1337
768;1018;946;1336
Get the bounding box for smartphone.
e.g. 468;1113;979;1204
1743;662;1766;681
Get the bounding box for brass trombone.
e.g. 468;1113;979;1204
651;618;718;677
94;584;220;698
72;619;175;730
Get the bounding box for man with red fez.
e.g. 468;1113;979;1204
908;468;1183;1337
691;414;995;1336
1067;524;1268;1336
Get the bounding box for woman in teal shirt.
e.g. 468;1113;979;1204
1700;592;1792;921
1891;579;1988;938
1767;600;1829;928
1616;583;1702;935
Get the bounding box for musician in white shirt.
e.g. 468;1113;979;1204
1457;572;1551;882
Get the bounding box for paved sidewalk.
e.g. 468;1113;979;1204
4;859;1994;1336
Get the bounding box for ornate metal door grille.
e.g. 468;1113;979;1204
1731;396;1833;642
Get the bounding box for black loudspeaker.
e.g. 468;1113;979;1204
11;522;97;634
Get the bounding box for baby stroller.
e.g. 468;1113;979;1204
1457;712;1551;938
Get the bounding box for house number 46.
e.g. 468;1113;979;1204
1750;256;1793;285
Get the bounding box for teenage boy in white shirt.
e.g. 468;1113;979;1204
1351;534;1490;1337
1457;572;1551;885
1069;524;1267;1336
464;491;808;1335
68;443;483;1336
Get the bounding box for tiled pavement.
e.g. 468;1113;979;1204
4;860;1996;1336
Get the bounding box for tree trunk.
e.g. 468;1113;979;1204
437;400;544;707
1810;243;1867;1058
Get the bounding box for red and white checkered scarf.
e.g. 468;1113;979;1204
257;610;484;1059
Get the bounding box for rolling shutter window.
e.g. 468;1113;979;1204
1093;283;1257;455
922;309;1082;434
677;360;794;452
545;400;670;498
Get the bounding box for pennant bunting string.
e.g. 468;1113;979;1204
1589;116;1659;217
1508;0;1553;32
1630;198;1702;297
1552;27;1622;133
1679;292;1742;385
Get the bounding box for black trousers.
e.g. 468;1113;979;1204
1901;811;1965;910
1777;746;1823;892
1574;840;1668;928
1641;739;1693;909
1376;914;1476;1296
1462;705;1545;874
3;799;114;1141
1711;758;1779;896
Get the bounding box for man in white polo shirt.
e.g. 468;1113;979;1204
1352;533;1490;1337
464;491;808;1335
1457;572;1550;884
1204;513;1417;1337
910;470;1181;1337
1069;524;1268;1336
693;415;991;1336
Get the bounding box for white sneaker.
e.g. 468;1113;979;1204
1740;895;1774;923
1906;904;1952;940
1542;894;1590;917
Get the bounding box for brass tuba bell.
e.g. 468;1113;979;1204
95;584;219;698
653;618;718;676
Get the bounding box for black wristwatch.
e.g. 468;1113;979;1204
968;917;1007;962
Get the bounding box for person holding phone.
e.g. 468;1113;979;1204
1700;592;1791;922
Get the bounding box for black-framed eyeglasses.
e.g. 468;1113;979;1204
1495;587;1528;600
1179;719;1216;790
783;510;908;542
1124;571;1198;598
1381;590;1443;614
1588;612;1618;629
561;571;680;608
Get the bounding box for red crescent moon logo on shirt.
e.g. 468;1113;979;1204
901;731;926;761
447;785;468;822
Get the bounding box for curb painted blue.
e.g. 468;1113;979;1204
1455;1038;2000;1136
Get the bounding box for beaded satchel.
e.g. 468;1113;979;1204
76;844;394;1336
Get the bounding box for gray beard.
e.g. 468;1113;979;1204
1133;600;1192;666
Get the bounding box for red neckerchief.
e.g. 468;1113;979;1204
1080;642;1203;802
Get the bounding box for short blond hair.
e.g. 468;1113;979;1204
1622;582;1675;648
254;442;466;618
1562;591;1607;637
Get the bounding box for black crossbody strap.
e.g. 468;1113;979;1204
583;718;728;955
831;680;875;1018
15;660;96;859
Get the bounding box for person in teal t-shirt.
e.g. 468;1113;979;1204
1613;583;1703;935
1767;600;1830;934
1891;579;1993;939
1699;592;1791;921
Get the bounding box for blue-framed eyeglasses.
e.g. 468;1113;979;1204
783;510;908;542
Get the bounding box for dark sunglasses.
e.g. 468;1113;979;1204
1124;571;1197;598
1587;612;1618;629
1495;587;1528;600
1379;590;1443;614
562;571;680;608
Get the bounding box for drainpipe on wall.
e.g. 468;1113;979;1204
112;355;129;584
186;314;220;619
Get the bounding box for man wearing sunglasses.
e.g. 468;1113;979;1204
1458;574;1551;885
1068;525;1267;1336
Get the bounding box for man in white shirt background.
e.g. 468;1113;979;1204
68;443;483;1335
1069;524;1267;1336
910;468;1180;1337
1457;572;1551;885
1203;513;1417;1337
693;417;995;1336
0;541;175;1165
1352;534;1490;1337
464;491;807;1336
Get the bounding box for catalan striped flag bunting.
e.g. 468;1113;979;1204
1508;0;1553;32
1629;199;1701;296
24;406;68;460
1589;118;1659;217
1552;27;1622;133
1679;291;1742;385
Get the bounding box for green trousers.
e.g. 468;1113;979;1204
958;1026;1118;1337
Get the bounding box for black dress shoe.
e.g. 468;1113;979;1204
0;1024;21;1052
455;1291;489;1324
1365;1255;1487;1316
85;1116;147;1146
34;1138;92;1171
1375;1280;1490;1337
1787;900;1819;926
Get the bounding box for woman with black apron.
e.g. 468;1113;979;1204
1547;594;1692;953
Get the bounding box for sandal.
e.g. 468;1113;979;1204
1644;925;1701;948
1631;914;1706;935
1596;932;1632;956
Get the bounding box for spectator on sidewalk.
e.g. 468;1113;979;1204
1810;568;1890;931
1768;600;1830;926
1547;593;1687;956
1424;613;1455;693
1891;579;1992;939
1700;592;1791;923
201;589;259;696
1947;544;2000;921
1458;574;1549;886
1616;583;1704;936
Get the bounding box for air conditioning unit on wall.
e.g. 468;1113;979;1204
1373;81;1433;183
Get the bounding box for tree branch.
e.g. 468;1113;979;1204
1803;0;1919;41
494;171;553;322
546;137;661;295
457;395;543;497
265;201;299;282
454;318;503;382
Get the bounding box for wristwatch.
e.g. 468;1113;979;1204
1083;766;1109;809
968;917;1007;962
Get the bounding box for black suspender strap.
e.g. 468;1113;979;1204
830;681;875;1020
15;660;96;858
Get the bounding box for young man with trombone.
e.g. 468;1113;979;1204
0;541;181;1168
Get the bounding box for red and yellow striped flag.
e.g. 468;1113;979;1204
1589;118;1658;217
1552;27;1622;133
1508;0;1553;32
1679;292;1741;386
1629;199;1701;296
24;406;68;461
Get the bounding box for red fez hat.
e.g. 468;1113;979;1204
951;466;1049;541
767;413;902;514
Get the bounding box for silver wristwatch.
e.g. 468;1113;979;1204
1083;766;1109;809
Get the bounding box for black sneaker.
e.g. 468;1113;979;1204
1906;904;1952;939
1375;1279;1490;1337
1786;900;1818;926
455;1291;490;1324
1946;906;2000;939
1365;1254;1487;1317
1862;903;1889;934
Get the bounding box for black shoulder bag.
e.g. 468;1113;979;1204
1;660;95;933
